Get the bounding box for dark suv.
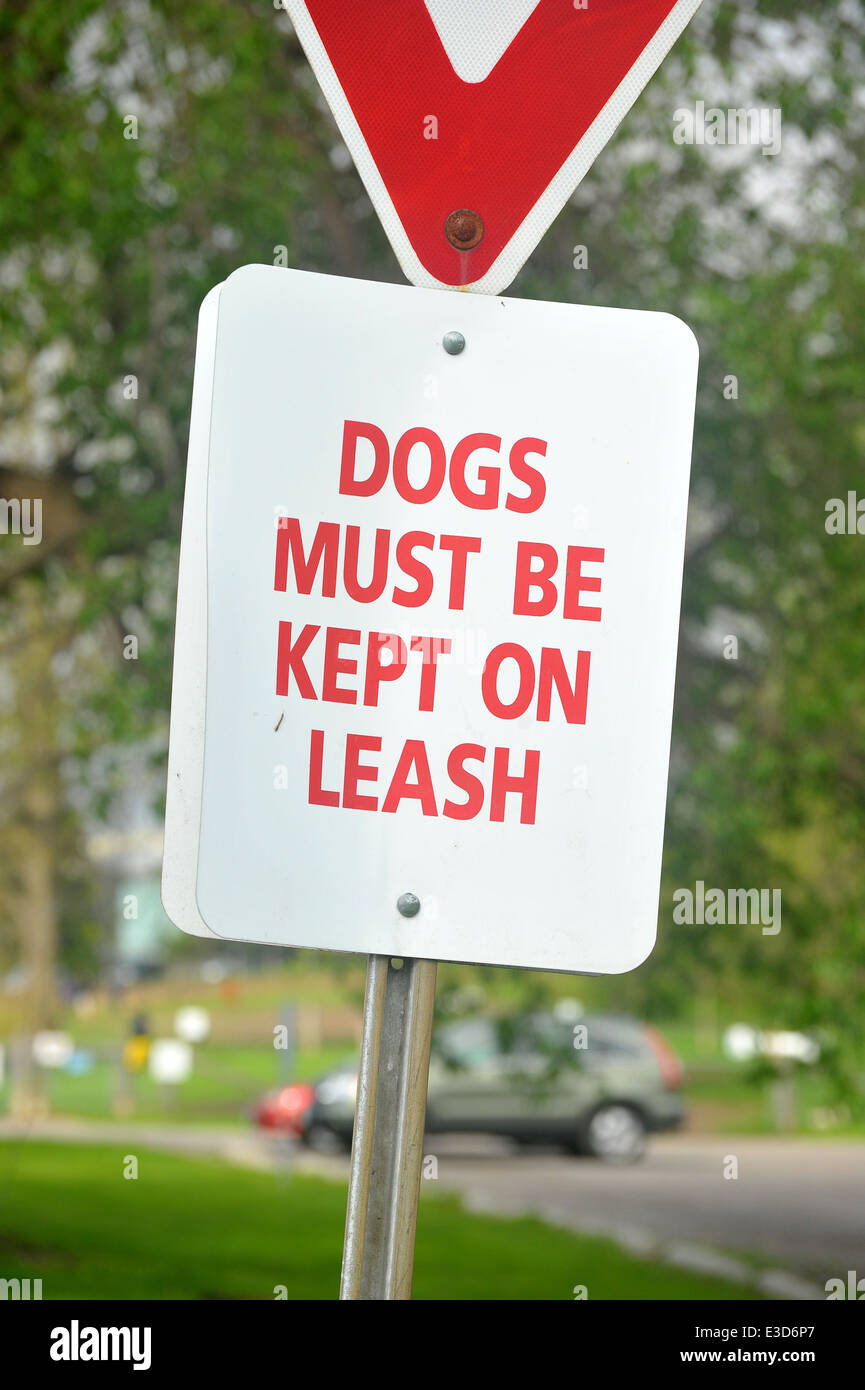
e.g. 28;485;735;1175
291;1011;685;1162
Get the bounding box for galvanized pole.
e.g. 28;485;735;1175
340;950;437;1300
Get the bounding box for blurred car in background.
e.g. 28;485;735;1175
254;1011;684;1162
255;1080;316;1135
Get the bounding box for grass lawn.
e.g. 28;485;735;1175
31;1043;356;1126
0;1141;760;1301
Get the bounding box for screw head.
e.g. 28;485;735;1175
397;892;421;918
442;330;466;356
444;208;484;250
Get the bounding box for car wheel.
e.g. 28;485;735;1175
579;1104;647;1163
302;1123;351;1155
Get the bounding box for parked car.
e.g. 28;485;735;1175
254;1011;685;1162
254;1080;316;1135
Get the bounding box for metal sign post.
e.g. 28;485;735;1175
340;953;437;1300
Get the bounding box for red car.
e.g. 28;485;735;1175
254;1081;316;1136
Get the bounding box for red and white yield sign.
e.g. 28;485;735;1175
284;0;705;292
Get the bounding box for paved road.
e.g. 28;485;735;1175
3;1120;862;1291
422;1133;865;1287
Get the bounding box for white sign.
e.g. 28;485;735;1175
723;1023;760;1061
32;1031;74;1069
174;1006;211;1044
764;1031;819;1064
723;1024;820;1065
163;265;697;973
149;1038;193;1085
162;283;221;940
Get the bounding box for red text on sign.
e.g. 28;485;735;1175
276;623;452;713
308;730;540;825
339;420;547;513
275;517;482;612
513;542;605;621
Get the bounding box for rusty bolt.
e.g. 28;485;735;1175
444;208;484;250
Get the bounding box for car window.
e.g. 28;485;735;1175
436;1018;498;1066
436;1012;650;1070
583;1019;648;1060
510;1015;572;1058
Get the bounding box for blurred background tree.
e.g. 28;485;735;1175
0;0;863;1101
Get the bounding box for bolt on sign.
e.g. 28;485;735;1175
162;265;697;973
284;0;705;292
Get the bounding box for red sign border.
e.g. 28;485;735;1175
285;0;705;293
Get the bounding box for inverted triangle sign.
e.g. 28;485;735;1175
424;0;543;83
285;0;704;294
